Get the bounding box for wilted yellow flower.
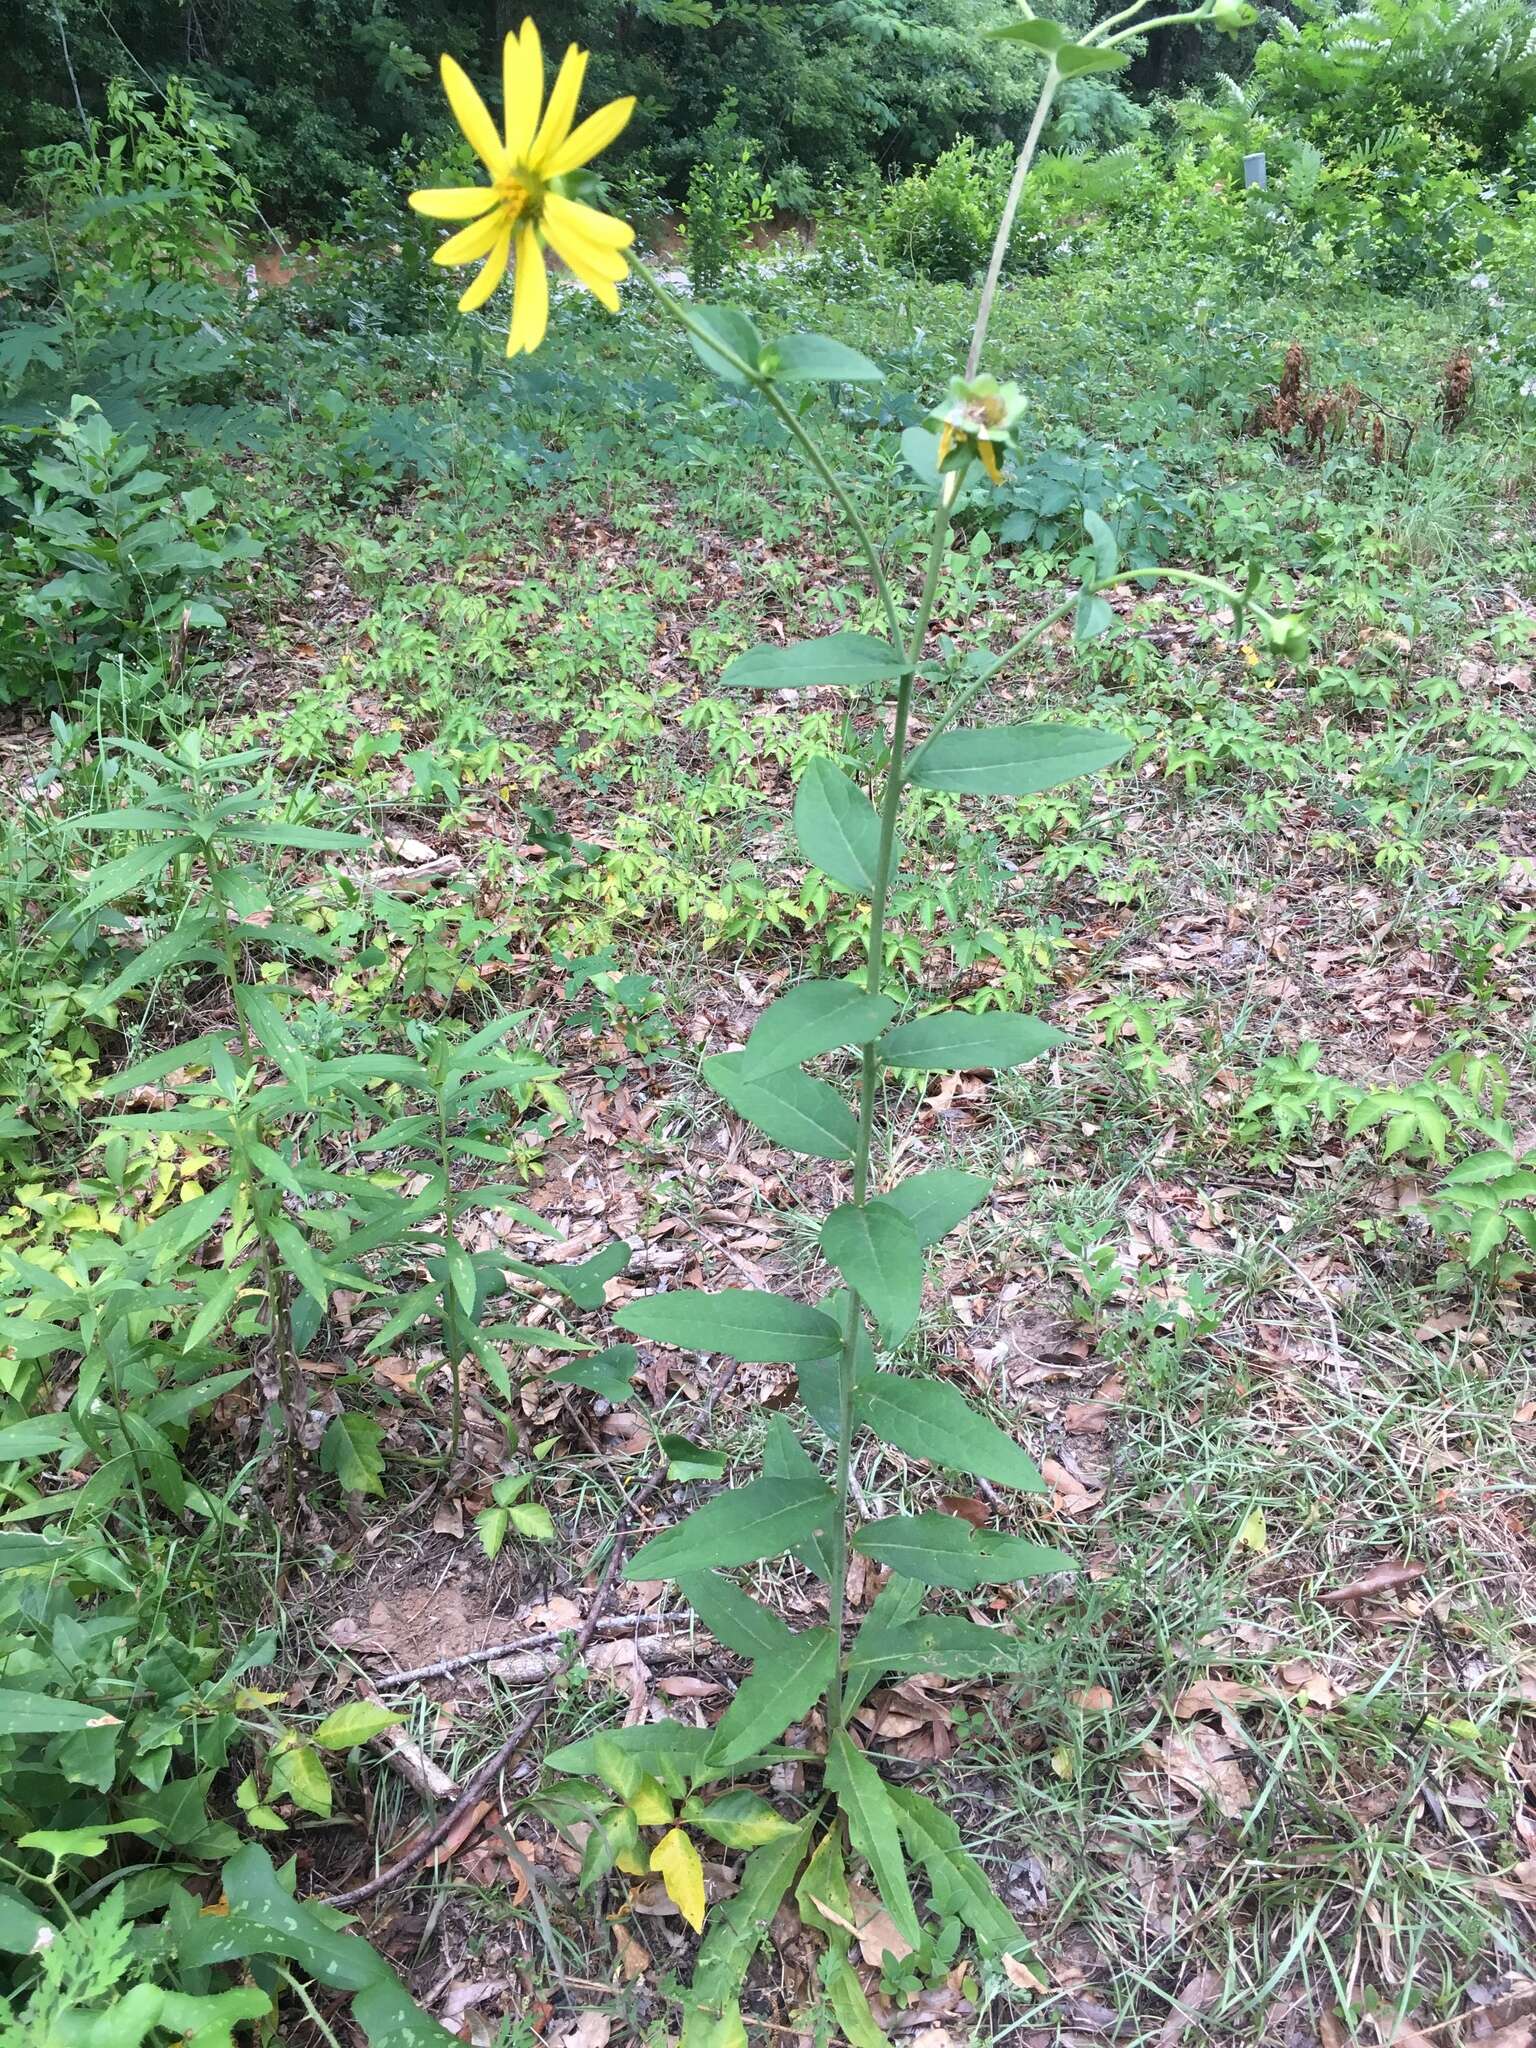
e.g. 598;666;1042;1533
409;19;636;357
930;374;1028;485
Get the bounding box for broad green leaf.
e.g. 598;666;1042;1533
739;978;897;1082
845;1576;925;1713
545;1722;716;1781
761;1420;836;1580
987;15;1068;49
313;1701;404;1750
0;1689;120;1736
0;1886;55;1955
179;1843;392;1990
853;1512;1074;1587
17;1817;156;1864
1074;587;1115;643
820;1199;923;1344
652;1825;707;1930
538;1241;630;1310
617;1289;841;1364
845;1613;1038;1680
687;1788;800;1849
1055;40;1130;75
661;1434;727;1482
687;304;764;384
625;1473;834;1581
884;1168;991;1246
909;723;1129;797
268;1740;332;1817
702;1052;858;1163
794;758;882;895
880;1009;1064;1072
760;332;883;382
548;1343;639;1401
854;1372;1046;1491
824;1731;920;1948
679;1572;794;1660
349;1977;459;2047
1083;507;1119;581
319;1413;386;1497
707;1626;836;1767
888;1782;1034;1961
721;631;907;693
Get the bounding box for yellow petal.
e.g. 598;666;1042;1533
529;43;588;165
541;94;637;178
508;224;548;356
650;1827;706;1932
457;227;511;311
409;185;497;220
979;438;1003;483
504;19;542;159
432;207;510;268
541;188;635;250
440;53;508;176
542;211;624;309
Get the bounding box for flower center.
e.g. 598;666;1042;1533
964;396;1006;433
495;167;542;221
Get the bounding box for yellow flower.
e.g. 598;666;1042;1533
409;19;636;357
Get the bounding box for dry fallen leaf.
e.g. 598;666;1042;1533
1156;1967;1222;2047
1158;1725;1253;1818
1173;1679;1274;1737
848;1882;916;1968
1001;1951;1049;1992
1041;1457;1104;1516
550;2016;612;2048
1318;1560;1426;1609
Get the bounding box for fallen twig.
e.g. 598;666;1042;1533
371;1612;684;1689
322;1359;739;1911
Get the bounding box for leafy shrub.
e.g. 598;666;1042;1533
878;138;1009;282
0;400;257;713
683;107;774;296
989;439;1189;567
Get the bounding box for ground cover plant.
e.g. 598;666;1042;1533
1;2;1535;2045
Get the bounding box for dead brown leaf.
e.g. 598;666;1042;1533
1156;1968;1222;2047
1158;1725;1253;1818
1318;1560;1426;1610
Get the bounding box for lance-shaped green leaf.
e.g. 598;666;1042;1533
548;1344;639;1402
1055;41;1130;75
546;1722;716;1781
687;1788;801;1850
707;1627;836;1766
824;1731;920;1948
885;1169;991;1247
845;1577;925;1713
820;1199;923;1345
625;1473;834;1582
762;1419;836;1580
686;1813;817;2040
854;1372;1046;1491
845;1613;1040;1680
880;1009;1063;1072
909;722;1129;797
794;758;883;895
760;333;883;382
722;632;906;693
1083;506;1119;581
888;1782;1037;1963
617;1288;841;1363
679;1573;795;1660
829;1962;889;2048
702;1052;858;1163
853;1512;1075;1588
739;979;897;1082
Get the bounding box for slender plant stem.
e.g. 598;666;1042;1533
966;69;1060;379
825;501;955;1732
632;262;905;647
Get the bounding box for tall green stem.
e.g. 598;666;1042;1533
966;69;1060;379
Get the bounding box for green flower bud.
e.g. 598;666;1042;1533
1209;0;1258;31
1262;613;1309;663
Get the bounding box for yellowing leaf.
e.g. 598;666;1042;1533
1049;1745;1074;1780
628;1775;675;1827
1237;1507;1268;1554
651;1826;706;1931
